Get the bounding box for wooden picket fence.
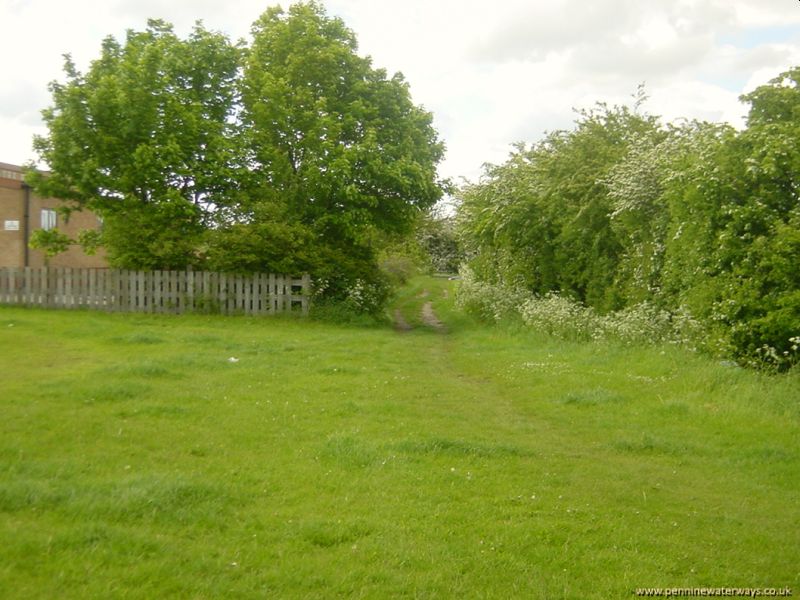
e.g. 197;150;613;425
0;268;311;315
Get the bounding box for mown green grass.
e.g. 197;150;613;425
1;277;798;598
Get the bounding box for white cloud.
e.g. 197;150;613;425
731;0;800;27
1;0;799;183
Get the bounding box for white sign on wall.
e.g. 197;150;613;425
4;220;20;231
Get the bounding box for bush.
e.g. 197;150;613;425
459;269;702;347
519;293;598;341
455;267;527;322
595;301;701;347
312;271;391;319
379;254;418;286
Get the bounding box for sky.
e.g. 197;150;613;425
2;0;800;186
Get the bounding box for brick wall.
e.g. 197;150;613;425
0;163;107;268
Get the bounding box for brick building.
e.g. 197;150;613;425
0;162;107;268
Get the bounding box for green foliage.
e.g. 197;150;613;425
718;70;800;367
30;2;445;313
203;199;318;275
75;229;102;256
242;2;444;244
311;253;392;317
458;104;660;311
378;253;418;286
375;210;464;286
458;69;800;369
28;228;72;263
651;69;800;368
455;266;527;323
416;213;463;274
456;268;701;347
100;197;204;270
28;20;242;269
226;1;444;309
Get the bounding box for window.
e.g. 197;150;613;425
0;168;23;181
41;208;57;231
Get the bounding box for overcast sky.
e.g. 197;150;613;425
2;0;800;184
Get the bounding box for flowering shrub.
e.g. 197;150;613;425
744;336;800;372
594;302;701;347
342;278;389;315
519;293;598;341
310;273;390;321
459;270;799;371
455;267;527;322
459;268;702;347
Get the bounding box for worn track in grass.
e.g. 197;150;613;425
393;286;447;333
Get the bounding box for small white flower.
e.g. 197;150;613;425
227;357;239;363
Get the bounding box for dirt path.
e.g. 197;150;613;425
392;288;446;333
421;301;445;332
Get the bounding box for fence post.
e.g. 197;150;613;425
185;270;194;313
302;273;311;315
64;268;73;309
244;274;252;315
1;268;7;304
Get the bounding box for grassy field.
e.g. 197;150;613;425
1;276;798;599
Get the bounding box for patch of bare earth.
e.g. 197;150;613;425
421;301;445;332
393;289;446;332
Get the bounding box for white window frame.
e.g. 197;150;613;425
41;208;57;231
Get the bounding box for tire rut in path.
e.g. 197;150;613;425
420;300;445;332
392;289;446;333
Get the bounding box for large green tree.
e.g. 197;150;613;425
242;3;443;238
207;1;445;302
29;20;241;269
32;2;445;311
